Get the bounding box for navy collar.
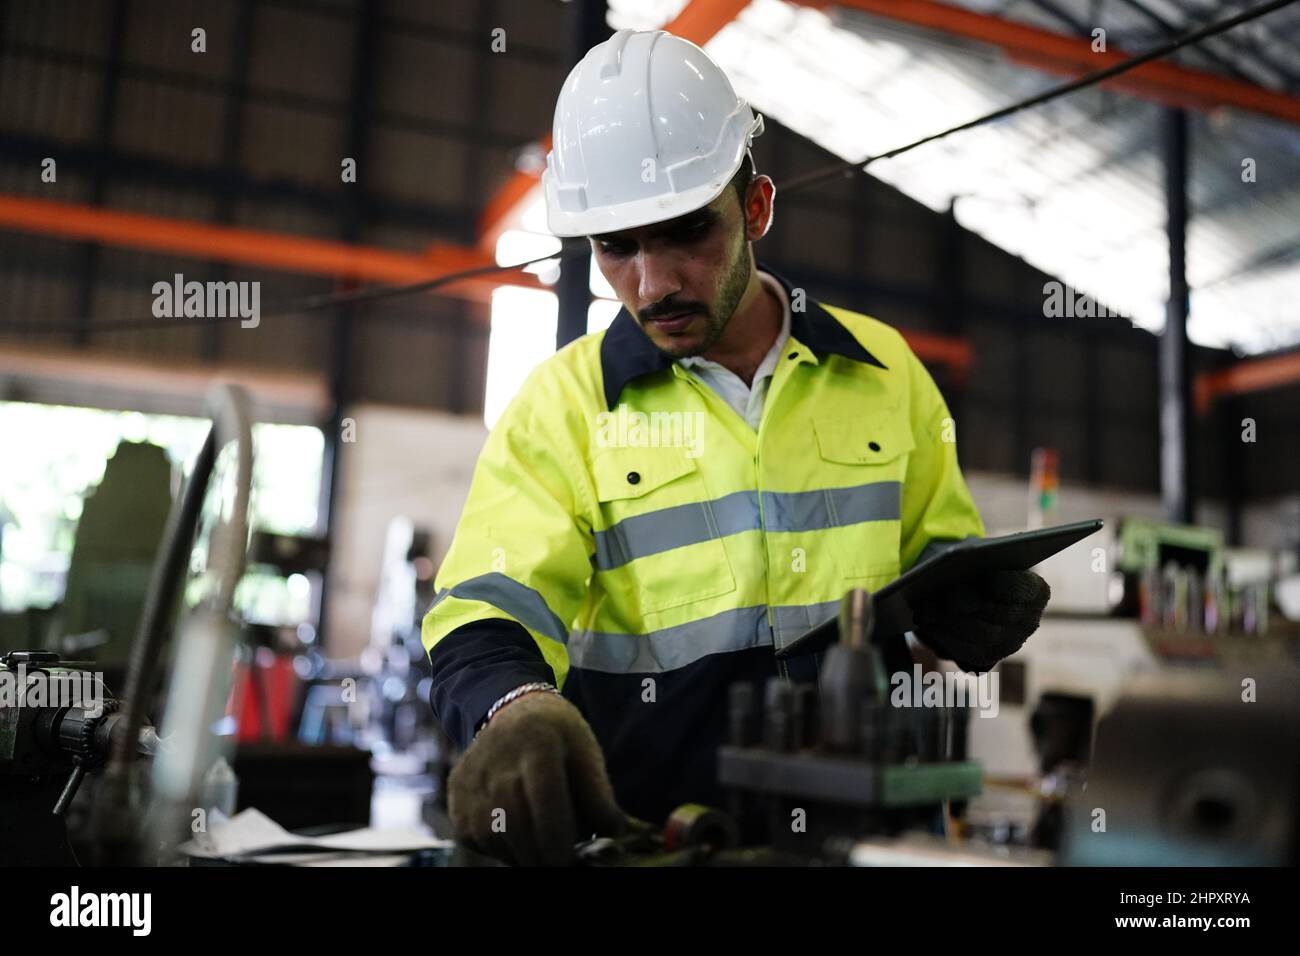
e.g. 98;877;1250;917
598;262;887;410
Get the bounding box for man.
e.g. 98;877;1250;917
423;29;1049;866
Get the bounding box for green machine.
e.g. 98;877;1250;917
55;441;174;671
1114;516;1224;578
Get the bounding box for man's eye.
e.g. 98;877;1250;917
599;241;634;256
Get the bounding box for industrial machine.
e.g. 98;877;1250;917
54;439;174;675
0;385;255;866
1062;668;1300;866
969;511;1298;846
364;517;439;756
566;551;1298;867
716;588;983;856
567;587;1038;867
0;650;158;865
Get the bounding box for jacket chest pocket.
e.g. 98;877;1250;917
813;410;915;581
590;446;737;615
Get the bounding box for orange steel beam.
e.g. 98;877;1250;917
801;0;1300;125
476;0;753;250
0;193;974;369
0;193;541;309
1195;350;1300;415
901;328;973;376
666;0;756;40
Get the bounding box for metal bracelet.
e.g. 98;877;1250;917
479;681;559;734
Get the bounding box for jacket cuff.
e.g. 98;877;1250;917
426;619;556;750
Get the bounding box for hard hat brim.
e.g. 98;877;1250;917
543;174;736;239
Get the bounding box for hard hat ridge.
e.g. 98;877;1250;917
543;29;763;237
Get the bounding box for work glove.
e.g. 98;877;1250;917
911;569;1050;672
448;691;628;866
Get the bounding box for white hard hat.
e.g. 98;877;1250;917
543;29;764;238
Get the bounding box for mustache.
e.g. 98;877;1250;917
640;300;709;322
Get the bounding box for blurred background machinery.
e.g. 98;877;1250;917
2;384;253;865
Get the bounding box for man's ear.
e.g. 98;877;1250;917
744;174;776;241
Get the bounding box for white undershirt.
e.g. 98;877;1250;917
678;271;792;431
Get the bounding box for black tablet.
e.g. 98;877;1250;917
775;518;1104;660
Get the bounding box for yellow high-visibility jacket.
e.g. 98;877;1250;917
423;268;985;822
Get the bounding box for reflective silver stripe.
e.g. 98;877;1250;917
770;600;840;650
762;482;901;533
568;600;849;674
569;605;773;674
593;481;901;570
429;572;569;646
594;490;760;570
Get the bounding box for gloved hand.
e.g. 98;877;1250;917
911;569;1050;672
448;691;627;866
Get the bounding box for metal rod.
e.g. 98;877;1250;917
1159;107;1193;525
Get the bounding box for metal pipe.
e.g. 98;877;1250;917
94;384;254;863
144;384;253;859
555;0;610;349
1160;107;1194;525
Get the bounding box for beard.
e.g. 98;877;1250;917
640;239;752;359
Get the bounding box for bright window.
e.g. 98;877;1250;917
0;401;323;621
484;207;623;429
484;286;559;430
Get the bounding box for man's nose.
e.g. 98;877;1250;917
637;252;682;305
